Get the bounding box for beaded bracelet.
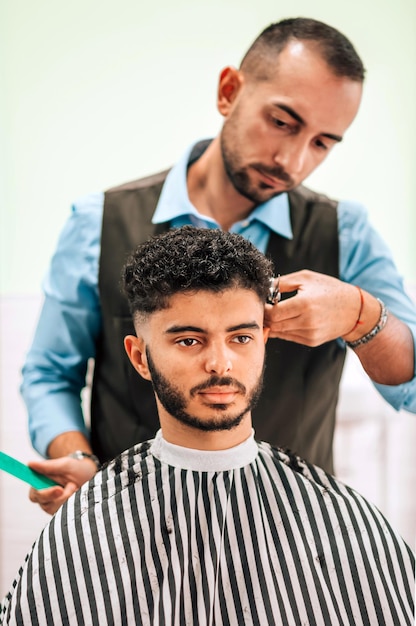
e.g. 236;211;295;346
346;298;388;348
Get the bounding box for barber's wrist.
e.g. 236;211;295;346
47;431;94;460
342;290;383;343
68;450;101;471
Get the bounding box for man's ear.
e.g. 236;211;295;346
217;66;244;116
263;326;270;344
124;335;151;381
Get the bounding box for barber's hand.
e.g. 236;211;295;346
27;457;98;515
264;270;361;346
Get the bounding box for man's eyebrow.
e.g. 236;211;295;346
165;325;205;334
226;322;261;332
165;322;261;334
274;103;343;142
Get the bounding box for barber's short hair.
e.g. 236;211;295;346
122;226;274;317
240;17;365;82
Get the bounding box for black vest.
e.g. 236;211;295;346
94;171;345;472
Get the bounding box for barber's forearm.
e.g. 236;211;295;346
348;313;415;385
25;388;89;457
47;431;93;459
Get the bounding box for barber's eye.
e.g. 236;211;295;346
315;139;328;150
273;118;287;128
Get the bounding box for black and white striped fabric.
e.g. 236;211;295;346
1;431;414;625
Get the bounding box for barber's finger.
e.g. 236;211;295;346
29;488;63;514
278;272;304;292
265;294;302;322
29;484;76;515
34;496;66;516
28;459;53;473
28;459;65;479
29;485;63;504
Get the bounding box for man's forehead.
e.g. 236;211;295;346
148;288;264;331
166;287;263;305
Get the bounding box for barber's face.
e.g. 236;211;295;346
125;288;269;434
218;41;362;204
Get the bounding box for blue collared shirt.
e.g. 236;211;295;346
22;142;416;456
152;143;293;250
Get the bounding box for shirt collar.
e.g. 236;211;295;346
152;140;293;240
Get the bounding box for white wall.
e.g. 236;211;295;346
1;0;415;296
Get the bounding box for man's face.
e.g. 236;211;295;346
127;288;268;434
219;41;363;204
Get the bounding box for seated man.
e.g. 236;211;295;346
1;227;414;625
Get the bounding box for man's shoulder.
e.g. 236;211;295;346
257;440;347;496
71;440;156;510
105;169;171;195
257;440;315;478
256;440;377;514
103;440;155;479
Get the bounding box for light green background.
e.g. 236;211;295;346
1;0;415;295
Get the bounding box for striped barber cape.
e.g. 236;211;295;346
1;431;414;625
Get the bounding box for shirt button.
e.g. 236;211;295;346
241;220;250;228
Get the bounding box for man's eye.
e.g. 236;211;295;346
177;338;199;347
232;335;251;344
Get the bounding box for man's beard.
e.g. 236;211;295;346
220;121;294;204
146;348;264;432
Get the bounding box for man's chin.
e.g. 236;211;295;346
172;410;247;433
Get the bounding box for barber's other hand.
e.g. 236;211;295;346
264;270;361;346
28;456;98;515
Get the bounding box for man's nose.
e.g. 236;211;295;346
204;344;232;375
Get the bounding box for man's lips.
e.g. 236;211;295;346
198;387;240;403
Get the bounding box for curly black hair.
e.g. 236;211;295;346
122;226;274;316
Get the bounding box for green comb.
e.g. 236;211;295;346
0;451;59;490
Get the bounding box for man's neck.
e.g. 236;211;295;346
159;412;253;451
151;427;258;472
187;137;256;231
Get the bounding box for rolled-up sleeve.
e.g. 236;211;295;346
21;193;104;456
338;200;416;412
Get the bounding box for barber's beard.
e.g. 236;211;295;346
146;348;264;432
220;121;294;203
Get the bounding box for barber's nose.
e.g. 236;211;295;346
204;344;232;375
274;138;308;175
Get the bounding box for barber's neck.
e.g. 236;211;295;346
187;137;256;231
